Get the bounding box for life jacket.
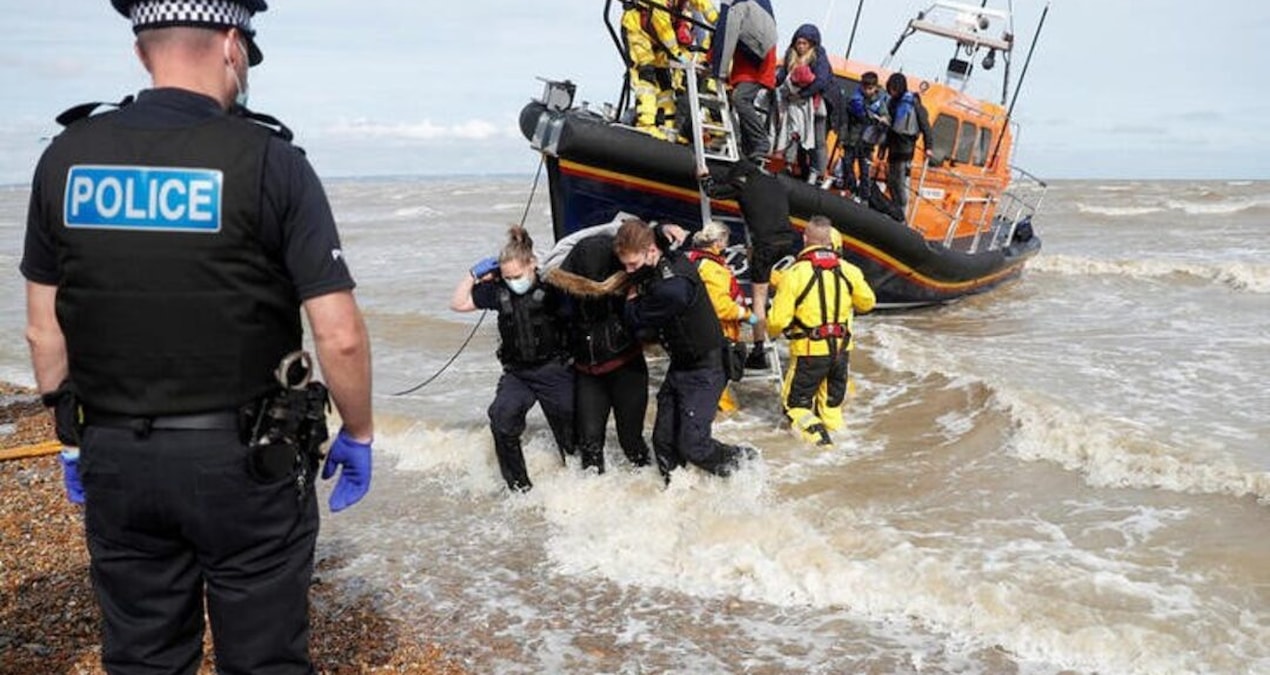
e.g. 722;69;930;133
495;281;566;369
646;254;724;368
785;247;854;346
37;103;302;416
687;248;744;306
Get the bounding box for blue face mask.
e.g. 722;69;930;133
505;276;534;295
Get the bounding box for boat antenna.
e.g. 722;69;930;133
843;0;866;62
1001;0;1016;105
988;2;1048;170
390;156;547;397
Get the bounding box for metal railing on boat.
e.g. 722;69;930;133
897;162;1046;253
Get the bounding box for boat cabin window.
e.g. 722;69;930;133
975;126;993;167
954;120;977;164
930;113;958;163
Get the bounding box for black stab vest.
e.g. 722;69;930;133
495;282;566;369
650;254;724;369
37;110;301;415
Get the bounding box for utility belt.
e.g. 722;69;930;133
785;323;850;341
44;351;330;496
81;409;241;435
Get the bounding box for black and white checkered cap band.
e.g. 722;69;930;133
129;0;254;33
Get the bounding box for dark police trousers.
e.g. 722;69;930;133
574;356;651;473
488;360;574;491
652;359;744;479
79;425;318;675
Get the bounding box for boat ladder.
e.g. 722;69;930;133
671;58;739;225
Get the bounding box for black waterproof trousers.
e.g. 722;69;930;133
488;360;575;491
652;359;747;480
80;425;319;675
574;356;651;473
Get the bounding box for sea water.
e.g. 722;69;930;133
2;177;1267;674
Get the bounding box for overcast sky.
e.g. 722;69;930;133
2;0;1266;184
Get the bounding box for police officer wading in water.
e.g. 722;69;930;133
767;216;875;446
21;1;375;672
615;219;755;480
451;226;574;492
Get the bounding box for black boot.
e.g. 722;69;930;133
544;414;575;464
745;343;770;370
578;440;605;474
492;432;532;492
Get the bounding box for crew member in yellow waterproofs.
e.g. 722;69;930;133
688;222;757;412
766;215;876;446
621;0;718;140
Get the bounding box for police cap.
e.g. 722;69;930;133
111;0;268;66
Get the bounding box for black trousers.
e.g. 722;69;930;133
574;356;651;472
732;81;772;161
79;425;318;675
488;360;575;490
652;363;743;479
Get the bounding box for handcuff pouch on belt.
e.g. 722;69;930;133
41;380;83;446
241;351;330;488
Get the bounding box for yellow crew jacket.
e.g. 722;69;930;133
621;0;682;66
767;245;876;357
691;249;751;342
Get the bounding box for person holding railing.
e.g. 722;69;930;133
622;0;686;140
708;0;778;163
880;72;934;220
841;71;889;203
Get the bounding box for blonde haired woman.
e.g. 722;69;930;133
687;222;758;412
451;225;574;492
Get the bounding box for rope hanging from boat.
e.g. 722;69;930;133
390;156;546;397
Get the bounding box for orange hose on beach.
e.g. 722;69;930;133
0;440;62;461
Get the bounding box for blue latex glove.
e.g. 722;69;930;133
59;448;85;505
470;255;499;279
746;312;760;325
321;429;373;512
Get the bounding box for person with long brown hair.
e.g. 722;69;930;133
451;225;573;492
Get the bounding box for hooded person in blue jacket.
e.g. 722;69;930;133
881;71;934;218
775;23;834;181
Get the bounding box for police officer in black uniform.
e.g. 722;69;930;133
21;2;375;672
614;218;754;481
451;225;574;492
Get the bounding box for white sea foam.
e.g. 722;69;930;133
1029;254;1270;293
525;455;1256;674
390;204;443;219
1074;197;1270;218
998;387;1270;502
868;323;1270;502
1073;204;1164;217
1163;197;1270;215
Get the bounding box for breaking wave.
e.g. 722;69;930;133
1029;254;1270;293
868;326;1270;503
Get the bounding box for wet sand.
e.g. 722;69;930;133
0;383;467;675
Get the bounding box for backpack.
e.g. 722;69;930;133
891;92;919;137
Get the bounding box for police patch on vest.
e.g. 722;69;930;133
64;165;223;232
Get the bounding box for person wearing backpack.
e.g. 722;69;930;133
841;71;890;202
881;72;933;218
